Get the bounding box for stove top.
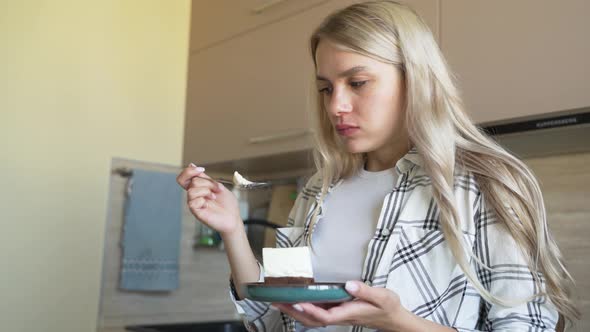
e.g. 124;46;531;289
125;320;247;332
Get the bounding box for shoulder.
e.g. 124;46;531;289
453;167;482;197
293;170;324;203
302;170;324;197
285;170;323;227
450;168;486;232
410;162;482;201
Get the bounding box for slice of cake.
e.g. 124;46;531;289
263;247;315;284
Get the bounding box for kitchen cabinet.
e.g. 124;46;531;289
184;1;343;165
440;0;590;124
184;0;439;166
190;0;329;52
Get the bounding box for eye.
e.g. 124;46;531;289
350;80;367;88
318;86;333;95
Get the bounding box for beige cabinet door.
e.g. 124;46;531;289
185;2;341;164
184;0;439;165
190;0;330;52
441;0;590;123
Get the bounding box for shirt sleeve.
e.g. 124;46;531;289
462;193;560;332
228;262;288;332
226;173;321;332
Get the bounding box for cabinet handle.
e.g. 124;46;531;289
252;0;289;14
248;128;312;144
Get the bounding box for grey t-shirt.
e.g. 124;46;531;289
311;166;398;283
303;166;397;332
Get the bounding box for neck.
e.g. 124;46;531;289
365;143;411;172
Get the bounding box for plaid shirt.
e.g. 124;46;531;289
230;149;559;331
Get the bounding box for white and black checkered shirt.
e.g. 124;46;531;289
230;149;559;331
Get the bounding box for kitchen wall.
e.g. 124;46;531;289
98;158;239;328
0;1;190;331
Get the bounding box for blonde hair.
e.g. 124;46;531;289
308;0;578;325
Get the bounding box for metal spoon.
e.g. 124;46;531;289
215;178;271;190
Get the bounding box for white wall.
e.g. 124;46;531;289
0;1;191;331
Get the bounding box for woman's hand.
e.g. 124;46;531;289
272;281;409;331
176;163;241;236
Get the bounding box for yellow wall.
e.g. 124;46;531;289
0;1;191;331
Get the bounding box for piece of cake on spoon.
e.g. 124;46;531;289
233;171;255;187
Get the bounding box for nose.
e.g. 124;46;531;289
326;88;352;116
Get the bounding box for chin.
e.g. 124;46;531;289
342;140;372;154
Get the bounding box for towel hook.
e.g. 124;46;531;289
112;167;134;196
112;167;133;177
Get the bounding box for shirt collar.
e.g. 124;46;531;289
395;147;422;174
320;147;422;195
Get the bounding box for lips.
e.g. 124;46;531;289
335;124;358;130
335;124;360;137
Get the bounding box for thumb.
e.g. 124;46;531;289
345;280;388;308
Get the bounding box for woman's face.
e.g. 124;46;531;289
315;39;408;157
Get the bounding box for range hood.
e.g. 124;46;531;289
481;107;590;158
203;107;589;178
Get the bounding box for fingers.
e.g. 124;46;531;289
344;281;393;308
189;176;220;192
272;304;329;328
186;176;219;212
177;163;206;190
273;292;398;329
187;186;216;201
272;302;358;327
177;163;222;193
188;196;215;211
315;303;340;310
297;302;356;326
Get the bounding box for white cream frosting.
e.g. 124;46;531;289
233;171;254;186
263;247;314;278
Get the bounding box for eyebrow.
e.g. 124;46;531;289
316;66;369;81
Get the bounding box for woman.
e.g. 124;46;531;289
176;1;578;331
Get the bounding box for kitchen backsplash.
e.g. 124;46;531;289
523;152;590;332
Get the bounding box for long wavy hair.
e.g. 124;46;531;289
307;0;578;325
